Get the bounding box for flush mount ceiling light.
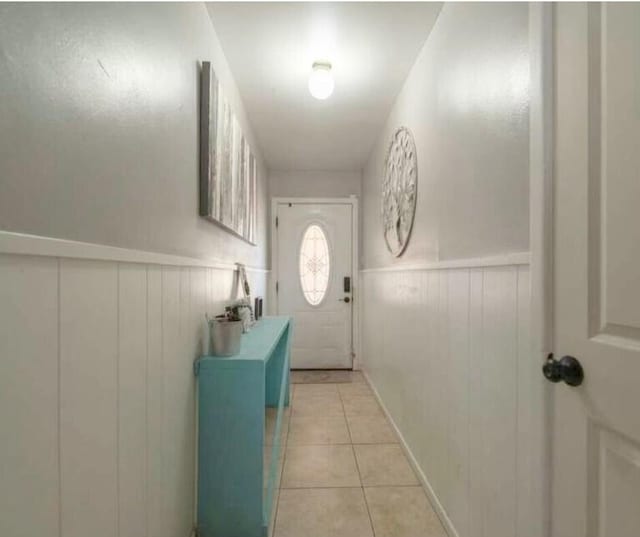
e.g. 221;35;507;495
308;61;334;100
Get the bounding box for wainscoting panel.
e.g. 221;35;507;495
118;263;148;537
0;254;60;537
361;262;532;537
146;265;165;537
0;240;267;537
60;258;119;537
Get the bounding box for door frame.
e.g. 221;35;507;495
270;197;360;370
529;3;553;537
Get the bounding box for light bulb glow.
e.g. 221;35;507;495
308;62;334;100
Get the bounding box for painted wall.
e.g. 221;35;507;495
0;4;268;537
362;3;529;269
360;4;536;537
269;170;361;199
0;2;267;268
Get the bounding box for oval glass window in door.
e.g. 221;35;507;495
299;224;331;306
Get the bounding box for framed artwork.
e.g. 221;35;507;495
200;61;257;244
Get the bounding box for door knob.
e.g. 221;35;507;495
339;297;351;303
543;353;584;386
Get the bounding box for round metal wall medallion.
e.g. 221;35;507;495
382;127;418;257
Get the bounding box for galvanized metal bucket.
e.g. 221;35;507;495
208;318;242;357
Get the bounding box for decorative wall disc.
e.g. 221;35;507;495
382;127;418;256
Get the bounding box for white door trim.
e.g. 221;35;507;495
270;197;360;370
529;3;553;537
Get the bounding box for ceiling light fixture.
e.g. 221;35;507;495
308;61;334;100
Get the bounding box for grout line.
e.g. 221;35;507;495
56;258;62;537
284;442;356;446
338;388;353;445
278;484;424;490
160;267;166;529
276;486;370;491
144;265;149;537
116;263;121;537
270;380;292;537
465;269;472;537
514;266;520;537
339;379;377;537
479;268;485;536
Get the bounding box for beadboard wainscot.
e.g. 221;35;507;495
360;253;539;537
0;231;268;537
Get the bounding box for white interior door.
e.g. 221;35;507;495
552;4;640;536
276;201;354;369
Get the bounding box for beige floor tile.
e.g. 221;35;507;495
346;370;365;383
342;395;383;417
364;486;446;537
338;382;372;398
293;388;341;403
282;445;361;488
291;370;365;384
354;444;418;486
265;407;290;446
288;416;351;445
275;488;374;537
292;392;344;417
347;415;397;444
294;382;339;396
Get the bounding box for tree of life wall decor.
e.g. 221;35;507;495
381;126;418;256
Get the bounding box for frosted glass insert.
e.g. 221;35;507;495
299;224;331;306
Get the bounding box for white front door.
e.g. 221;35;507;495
275;200;354;369
552;4;640;536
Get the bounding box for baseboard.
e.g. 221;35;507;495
362;370;460;537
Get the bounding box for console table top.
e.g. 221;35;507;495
196;316;291;369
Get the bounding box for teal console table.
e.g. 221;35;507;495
194;316;291;537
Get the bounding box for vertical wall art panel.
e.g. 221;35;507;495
200;61;257;244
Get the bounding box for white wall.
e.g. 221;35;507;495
360;4;536;537
0;4;268;537
269;170;361;199
362;3;529;269
0;2;268;267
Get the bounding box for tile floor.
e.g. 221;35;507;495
266;370;447;537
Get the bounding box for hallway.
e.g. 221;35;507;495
269;371;446;537
2;3;640;537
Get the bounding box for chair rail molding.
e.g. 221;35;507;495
360;251;530;273
0;230;270;273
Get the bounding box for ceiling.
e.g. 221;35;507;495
207;2;442;171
